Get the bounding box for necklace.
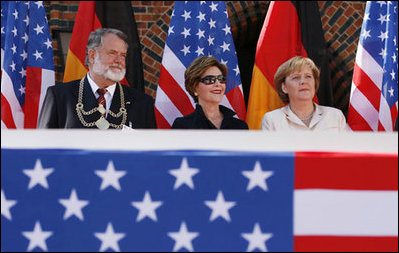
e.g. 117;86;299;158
75;77;127;129
299;112;314;121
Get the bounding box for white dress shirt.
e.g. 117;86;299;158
87;74;116;116
261;103;347;131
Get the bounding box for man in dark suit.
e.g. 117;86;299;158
38;28;156;129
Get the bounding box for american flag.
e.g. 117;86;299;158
154;1;246;128
1;148;397;251
1;1;55;129
348;1;398;131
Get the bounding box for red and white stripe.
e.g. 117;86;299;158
294;152;398;251
348;43;398;131
1;66;54;129
155;45;246;129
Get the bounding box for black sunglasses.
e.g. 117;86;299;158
199;75;227;85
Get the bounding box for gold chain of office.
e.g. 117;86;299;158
75;77;127;129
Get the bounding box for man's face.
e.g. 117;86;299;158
91;33;127;82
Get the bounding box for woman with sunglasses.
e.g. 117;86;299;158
172;56;248;129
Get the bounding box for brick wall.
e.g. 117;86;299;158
44;1;366;115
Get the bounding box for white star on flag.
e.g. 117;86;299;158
9;61;16;71
168;26;174;35
11;26;17;36
20;50;28;60
220;41;230;52
241;223;273;252
95;160;126;191
35;1;44;8
222;24;231;35
168;221;199;252
208;18;216;28
207;35;215;45
169;158;199;190
361;29;371;39
23;159;54;190
11;43;16;53
12;9;18;19
22;221;53;252
204;191;236;222
19;67;26;78
181;27;191;38
233;65;240;76
388;87;395;97
242;161;274;191
209;2;218;12
43;38;52;49
1;189;17;220
181;45;191;56
181;10;191;21
33;50;43;60
33;24;44;35
195;46;204;56
196;29;205;39
19;85;25;95
94;223;126;252
131;191;163;222
58;189;89;221
197;11;206;22
23;15;29;25
21;32;28;43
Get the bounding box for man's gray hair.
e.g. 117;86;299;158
84;28;129;67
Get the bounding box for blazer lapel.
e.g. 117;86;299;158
309;104;323;128
284;105;305;126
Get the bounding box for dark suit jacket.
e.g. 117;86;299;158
172;104;248;129
38;77;156;129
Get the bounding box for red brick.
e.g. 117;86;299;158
151;43;163;55
61;12;76;20
344;8;355;17
141;37;152;48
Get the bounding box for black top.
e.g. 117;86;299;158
172;104;248;129
38;77;157;129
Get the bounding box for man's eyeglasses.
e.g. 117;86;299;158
199;75;227;85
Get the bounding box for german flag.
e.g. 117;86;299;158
246;1;333;129
63;1;144;92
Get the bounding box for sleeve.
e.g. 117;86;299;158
38;86;59;128
337;110;347;132
146;98;157;129
241;120;249;130
260;113;272;130
171;117;184;129
139;93;157;129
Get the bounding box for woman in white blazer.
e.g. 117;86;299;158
261;56;346;131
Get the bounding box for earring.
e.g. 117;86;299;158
194;92;198;96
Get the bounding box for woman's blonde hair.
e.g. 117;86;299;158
274;56;320;103
185;56;227;103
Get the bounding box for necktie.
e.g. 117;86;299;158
97;88;107;117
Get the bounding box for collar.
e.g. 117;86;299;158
283;103;323;127
195;104;236;118
87;73;117;97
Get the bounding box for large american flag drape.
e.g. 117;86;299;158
154;1;246;128
1;148;397;251
1;1;55;129
348;1;398;131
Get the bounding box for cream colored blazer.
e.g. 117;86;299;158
261;104;347;131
